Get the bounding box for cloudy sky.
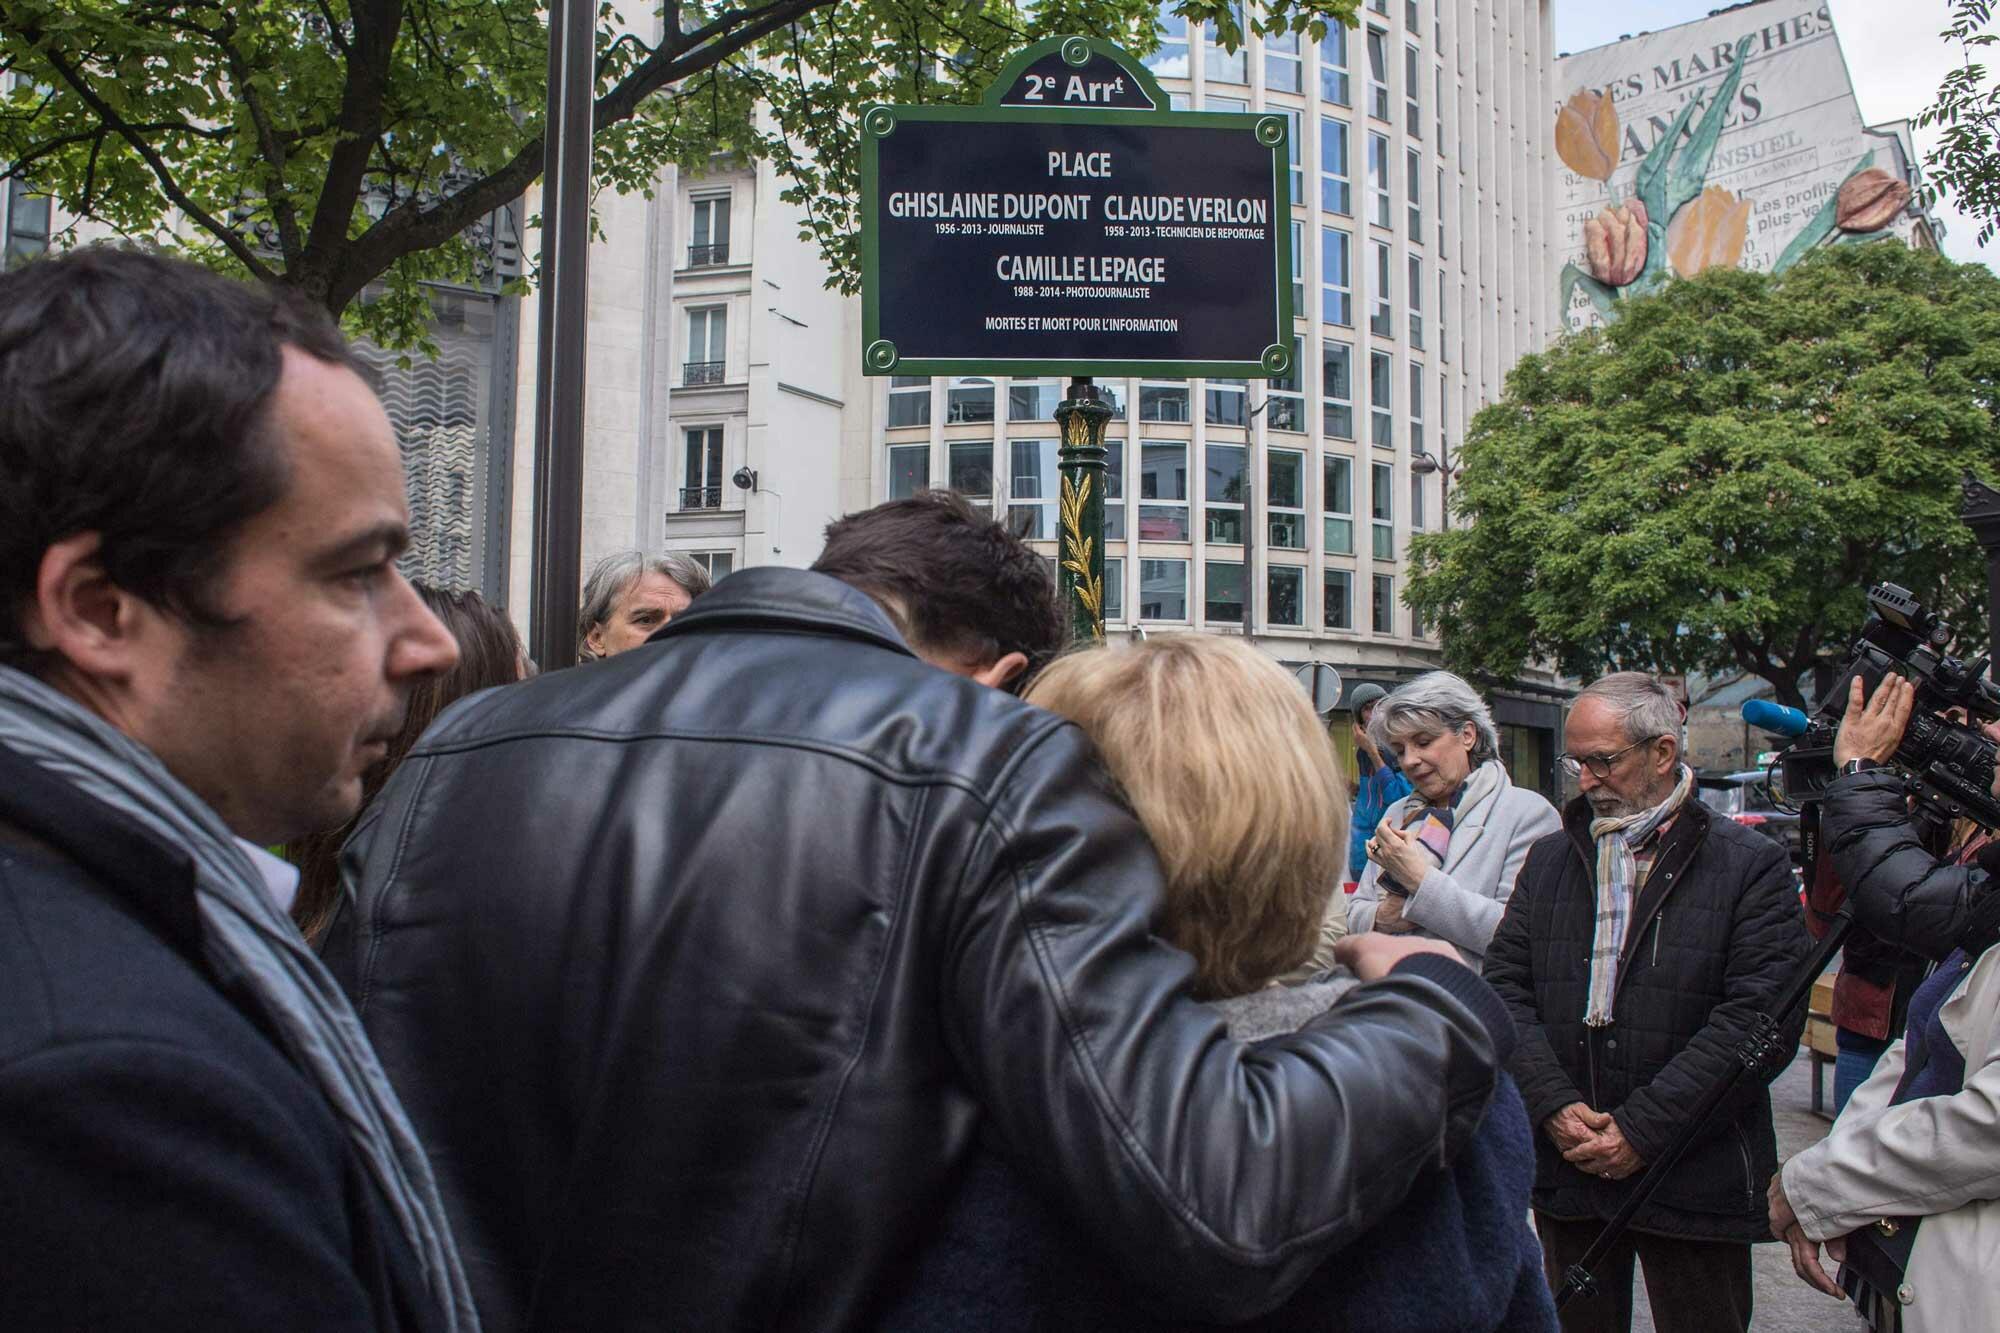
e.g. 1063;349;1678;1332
1554;0;1992;268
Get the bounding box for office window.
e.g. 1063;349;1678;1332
1319;115;1351;216
947;376;995;423
887;375;931;428
1282;108;1304;206
1368;132;1391;228
1007;439;1059;539
1324;453;1354;554
682;427;723;509
1411;468;1427;531
1408;253;1424;349
1435;64;1444;147
1407;146;1423;236
1205;443;1247;544
1319;24;1350;106
1323;340;1354;441
1269;335;1305;432
1373;573;1395;635
1370;350;1393;448
1291;219;1306;315
1365;28;1389;121
1405;44;1421;137
1139;559;1189;620
1369;0;1388;14
1437;164;1447;255
689;551;735;580
1008;378;1061;421
1409;360;1425;452
1371;460;1394;559
1140;380;1190;423
5;182;51;264
1104;557;1125;622
1369;240;1392;337
1324;567;1353;630
1266;25;1302;94
685;306;726;384
689;194;730;266
1406;0;1420;30
887;444;929;499
1145;13;1190;76
1205;377;1247;427
1139;441;1191;540
948;440;993;499
1439;269;1449;363
1268;565;1304;626
1204;3;1246;83
1206;560;1245;622
1268;448;1306;550
1320;226;1351;327
1103;437;1127;540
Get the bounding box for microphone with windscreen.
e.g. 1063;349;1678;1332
1742;699;1809;738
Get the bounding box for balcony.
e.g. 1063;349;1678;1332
683;360;725;386
679;485;722;510
688;243;730;267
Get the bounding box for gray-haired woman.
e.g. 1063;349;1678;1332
1349;671;1559;970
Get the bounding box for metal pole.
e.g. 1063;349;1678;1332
1054;377;1111;643
528;0;596;670
1241;470;1255;640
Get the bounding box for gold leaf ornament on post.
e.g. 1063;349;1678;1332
1059;472;1102;619
1666;185;1751;277
1555;89;1620;182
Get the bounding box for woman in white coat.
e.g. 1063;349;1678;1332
1346;671;1559;970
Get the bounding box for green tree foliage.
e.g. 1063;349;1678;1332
1405;244;2000;710
0;0;1356;349
1919;0;2000;248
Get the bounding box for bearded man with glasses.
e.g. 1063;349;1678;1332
1485;672;1809;1333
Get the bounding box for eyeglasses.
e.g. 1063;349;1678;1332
1558;736;1662;779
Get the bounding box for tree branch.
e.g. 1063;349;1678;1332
296;0;407;298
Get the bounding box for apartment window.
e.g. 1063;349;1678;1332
1367;132;1391;228
1318;24;1350;106
1324;568;1353;629
1370;350;1393;449
947;376;995;423
1207;94;1248;113
689;194;731;266
1291;220;1306;316
1204;4;1246;84
1407;146;1423;235
1104;557;1125;622
1324;453;1354;554
1320;227;1351;327
1368;241;1392;338
1268;335;1305;432
1139;441;1191;540
685;306;726;384
1145;14;1190;77
4;182;50;264
1007;439;1060;539
948;439;993;499
1103;438;1127;540
1373;573;1395;635
1439;270;1449;363
1411;466;1428;530
1437;164;1446;255
1369;0;1388;15
1268;449;1306;550
688;551;735;580
1206;560;1245;622
1365;28;1389;121
1139;380;1190;423
887;444;929;499
1319;115;1351;216
1409;360;1425;452
1371;460;1394;559
1406;0;1420;29
1205;443;1247;544
887;375;931;428
1205;377;1247;427
682;427;723;509
1408;253;1424;349
1405;44;1422;137
1268;565;1305;626
1266;25;1302;94
1323;341;1354;441
1139;559;1189;620
1282;109;1304;206
1008;378;1061;421
1435;65;1444;147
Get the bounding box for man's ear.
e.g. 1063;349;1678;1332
971;651;1029;692
22;532;148;681
583;623;607;659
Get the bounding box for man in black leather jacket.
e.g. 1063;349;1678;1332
323;492;1516;1333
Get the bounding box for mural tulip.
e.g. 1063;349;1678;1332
1835;168;1911;233
1583;200;1647;287
1666;185;1750;277
1555;89;1620;182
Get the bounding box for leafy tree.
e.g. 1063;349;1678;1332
1405;243;2000;710
1919;0;2000;248
0;0;1355;349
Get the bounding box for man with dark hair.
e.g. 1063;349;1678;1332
325;489;1517;1333
0;247;475;1330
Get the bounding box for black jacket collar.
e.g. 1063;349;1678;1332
1561;790;1715;977
647;567;917;659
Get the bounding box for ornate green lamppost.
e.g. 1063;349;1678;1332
1055;377;1112;642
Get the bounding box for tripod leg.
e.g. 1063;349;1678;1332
1540;1212;1635;1331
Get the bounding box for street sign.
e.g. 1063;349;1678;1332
1295;662;1343;714
860;36;1293;380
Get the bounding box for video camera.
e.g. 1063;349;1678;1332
1750;584;2000;833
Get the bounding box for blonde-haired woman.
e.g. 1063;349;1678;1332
884;635;1555;1333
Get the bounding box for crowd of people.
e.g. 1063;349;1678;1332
3;246;1997;1333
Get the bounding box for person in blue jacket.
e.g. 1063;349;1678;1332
1346;682;1413;881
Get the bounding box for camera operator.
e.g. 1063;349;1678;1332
1767;673;2000;1332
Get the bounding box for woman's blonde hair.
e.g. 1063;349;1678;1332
1026;635;1349;999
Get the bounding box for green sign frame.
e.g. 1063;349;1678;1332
859;35;1294;380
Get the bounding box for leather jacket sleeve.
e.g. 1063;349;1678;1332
940;720;1510;1323
1824;769;1992;962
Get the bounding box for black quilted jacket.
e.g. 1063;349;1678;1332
1485;793;1809;1242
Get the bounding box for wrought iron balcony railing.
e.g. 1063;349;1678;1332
679;485;722;510
684;360;725;386
688;243;730;267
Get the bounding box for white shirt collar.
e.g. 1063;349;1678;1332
234;837;301;914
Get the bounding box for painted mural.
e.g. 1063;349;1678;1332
1554;1;1915;330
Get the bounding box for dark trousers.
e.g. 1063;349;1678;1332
1535;1212;1752;1333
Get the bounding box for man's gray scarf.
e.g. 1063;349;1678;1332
0;666;479;1331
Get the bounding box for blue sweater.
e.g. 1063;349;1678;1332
1351;750;1414;879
